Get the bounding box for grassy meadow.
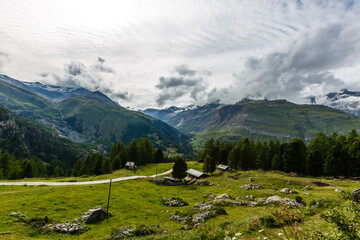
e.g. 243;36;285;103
1;162;359;239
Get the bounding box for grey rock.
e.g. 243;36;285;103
196;180;213;186
240;184;263;190
81;206;108;223
184;225;190;230
170;214;191;224
194;223;202;228
162;198;189;207
260;195;301;207
249;177;254;182
302;185;309;191
208;195;215;201
215;193;231;199
237;195;254;201
335;189;344;193
194;202;214;211
352;188;360;202
280;188;298;194
45;222;86;234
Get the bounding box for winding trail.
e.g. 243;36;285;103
0;169;172;186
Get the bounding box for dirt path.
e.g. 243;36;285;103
0;169;172;186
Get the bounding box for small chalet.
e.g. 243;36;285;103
217;164;230;171
125;162;137;170
186;169;208;179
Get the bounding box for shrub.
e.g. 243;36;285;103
259;215;279;228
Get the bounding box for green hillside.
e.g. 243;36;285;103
0;105;89;168
0;75;192;155
167;99;360;149
59;95;192;153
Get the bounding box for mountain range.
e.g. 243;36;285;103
0;74;192;158
144;98;360;149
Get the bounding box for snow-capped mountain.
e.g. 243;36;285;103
315;89;360;117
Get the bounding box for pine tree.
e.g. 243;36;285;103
306;150;323;176
155;149;164;163
71;159;83;177
128;139;139;165
22;159;34;178
271;154;282;170
172;157;187;179
228;147;240;170
101;158;112;174
283;138;306;173
112;154;122;170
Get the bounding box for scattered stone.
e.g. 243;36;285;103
213;198;258;207
192;211;215;224
303;192;309;195
280;188;298;194
194;223;202;228
208;195;215;201
109;227;134;238
352;188;360;202
259;195;301;207
302;185;309;191
9;212;28;220
335;189;344;193
240;184;263;190
196;180;213;186
215;193;232;199
170;214;191;224
162;198;189;207
44;222;86;234
194;202;214;211
237;195;255;201
81;206;108;223
249;177;254;182
184;225;190;230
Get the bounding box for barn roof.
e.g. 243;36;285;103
186;169;207;178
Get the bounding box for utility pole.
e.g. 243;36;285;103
106;179;112;218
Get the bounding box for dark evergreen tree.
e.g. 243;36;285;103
306;150;323;176
112;154;122;170
271;154;282;170
283;138;306;173
22;159;34;178
172;157;187;179
128;139;139;165
228;147;240;170
155;149;164;163
71;159;83;176
101;158;112;174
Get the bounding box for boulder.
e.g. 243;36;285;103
237;195;254;201
213;198;258;207
45;222;86;234
194;202;214;211
81;206;108;223
302;185;309;191
240;184;263;190
170;214;191;224
335;189;344;193
249;177;254;182
162;198;189;207
352;188;360;202
260;195;301;207
280;188;298;194
196;180;213;186
215;193;231;199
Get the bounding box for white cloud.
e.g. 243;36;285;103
0;0;359;107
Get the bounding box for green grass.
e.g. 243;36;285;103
1;163;359;239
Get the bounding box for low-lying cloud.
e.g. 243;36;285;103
155;65;209;106
40;57;132;101
208;22;360;104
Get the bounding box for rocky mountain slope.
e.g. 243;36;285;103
0;74;192;154
144;99;360;149
0;105;88;167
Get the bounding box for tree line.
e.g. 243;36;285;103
201;129;360;178
71;138;168;177
0;152;68;180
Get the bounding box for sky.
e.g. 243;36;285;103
0;0;360;109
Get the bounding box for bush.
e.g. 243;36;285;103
259;215;279;228
295;196;306;206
